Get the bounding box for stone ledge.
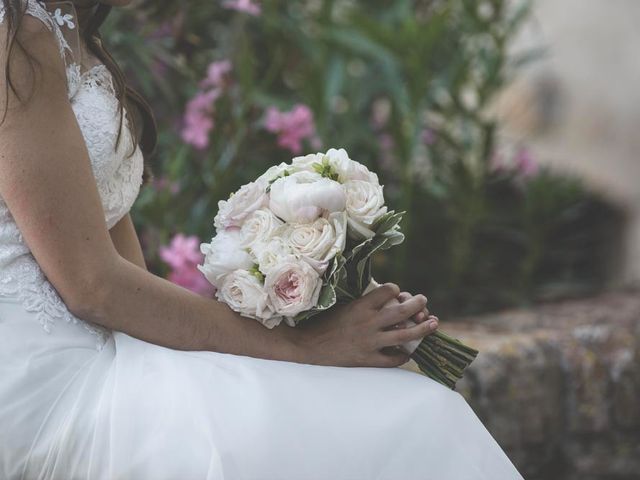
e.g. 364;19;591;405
404;289;640;480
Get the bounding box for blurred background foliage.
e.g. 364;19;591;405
103;0;620;316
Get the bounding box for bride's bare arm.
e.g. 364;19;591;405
109;214;147;270
0;17;433;366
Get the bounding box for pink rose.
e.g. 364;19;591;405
264;258;322;318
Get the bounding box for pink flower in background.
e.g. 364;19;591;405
168;265;215;296
222;0;261;16
200;60;232;89
514;147;539;178
489;145;539;180
181;59;233;150
152;176;180;194
264;104;319;154
160;234;203;271
421;128;436;145
160;234;214;296
181;89;221;149
378;132;396;170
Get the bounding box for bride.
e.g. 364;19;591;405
0;1;523;478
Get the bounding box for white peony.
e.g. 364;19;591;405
323;148;380;184
344;180;388;240
251;236;293;276
283;211;347;274
293;148;380;185
264;257;323;318
240;208;284;250
269;171;346;224
290;152;322;172
255;162;291;188
214;181;268;230
198;230;254;288
215;270;280;328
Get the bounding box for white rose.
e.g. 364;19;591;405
214;181;268;230
283;211;347;274
240;208;284;250
269;171;346;224
216;270;280;328
344;180;388;240
198;230;254;288
264;257;323;318
251;236;293;275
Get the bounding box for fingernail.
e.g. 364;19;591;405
427;320;437;331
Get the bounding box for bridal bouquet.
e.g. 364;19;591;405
198;148;477;389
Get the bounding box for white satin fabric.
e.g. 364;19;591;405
0;1;523;479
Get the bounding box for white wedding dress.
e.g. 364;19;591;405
0;2;523;479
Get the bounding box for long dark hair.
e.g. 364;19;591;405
1;0;157;184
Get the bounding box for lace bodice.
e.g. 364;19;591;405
0;1;144;349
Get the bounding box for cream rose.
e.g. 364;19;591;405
344;180;388;240
198;230;254;287
216;270;279;328
214;181;268;230
269;171;346;224
283;212;346;274
251;236;292;275
264;257;322;318
240;208;284;250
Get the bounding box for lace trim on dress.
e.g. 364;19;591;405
0;1;82;98
72;64;144;229
0;256;109;350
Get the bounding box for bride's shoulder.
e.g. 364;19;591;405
0;2;69;106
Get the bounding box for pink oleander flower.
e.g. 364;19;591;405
168;265;216;296
264;104;319;154
378;132;396;170
514;147;539;178
159;234;204;271
421;128;436;145
152;176;180;194
222;0;261;16
200;60;233;90
160;234;215;296
181;89;221;149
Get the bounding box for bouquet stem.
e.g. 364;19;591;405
409;331;478;390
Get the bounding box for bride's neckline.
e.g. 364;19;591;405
81;63;107;79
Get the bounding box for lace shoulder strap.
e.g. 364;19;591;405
0;0;82;98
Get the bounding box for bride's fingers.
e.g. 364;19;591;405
377;319;435;348
398;291;429;323
362;283;401;310
379;295;427;327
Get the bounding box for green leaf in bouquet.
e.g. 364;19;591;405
379;229;405;251
344;235;375;262
372;210;406;236
355;235;395;293
316;283;338;310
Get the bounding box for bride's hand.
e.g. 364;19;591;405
293;283;437;368
390;291;439;329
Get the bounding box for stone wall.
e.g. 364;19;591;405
404;290;640;479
